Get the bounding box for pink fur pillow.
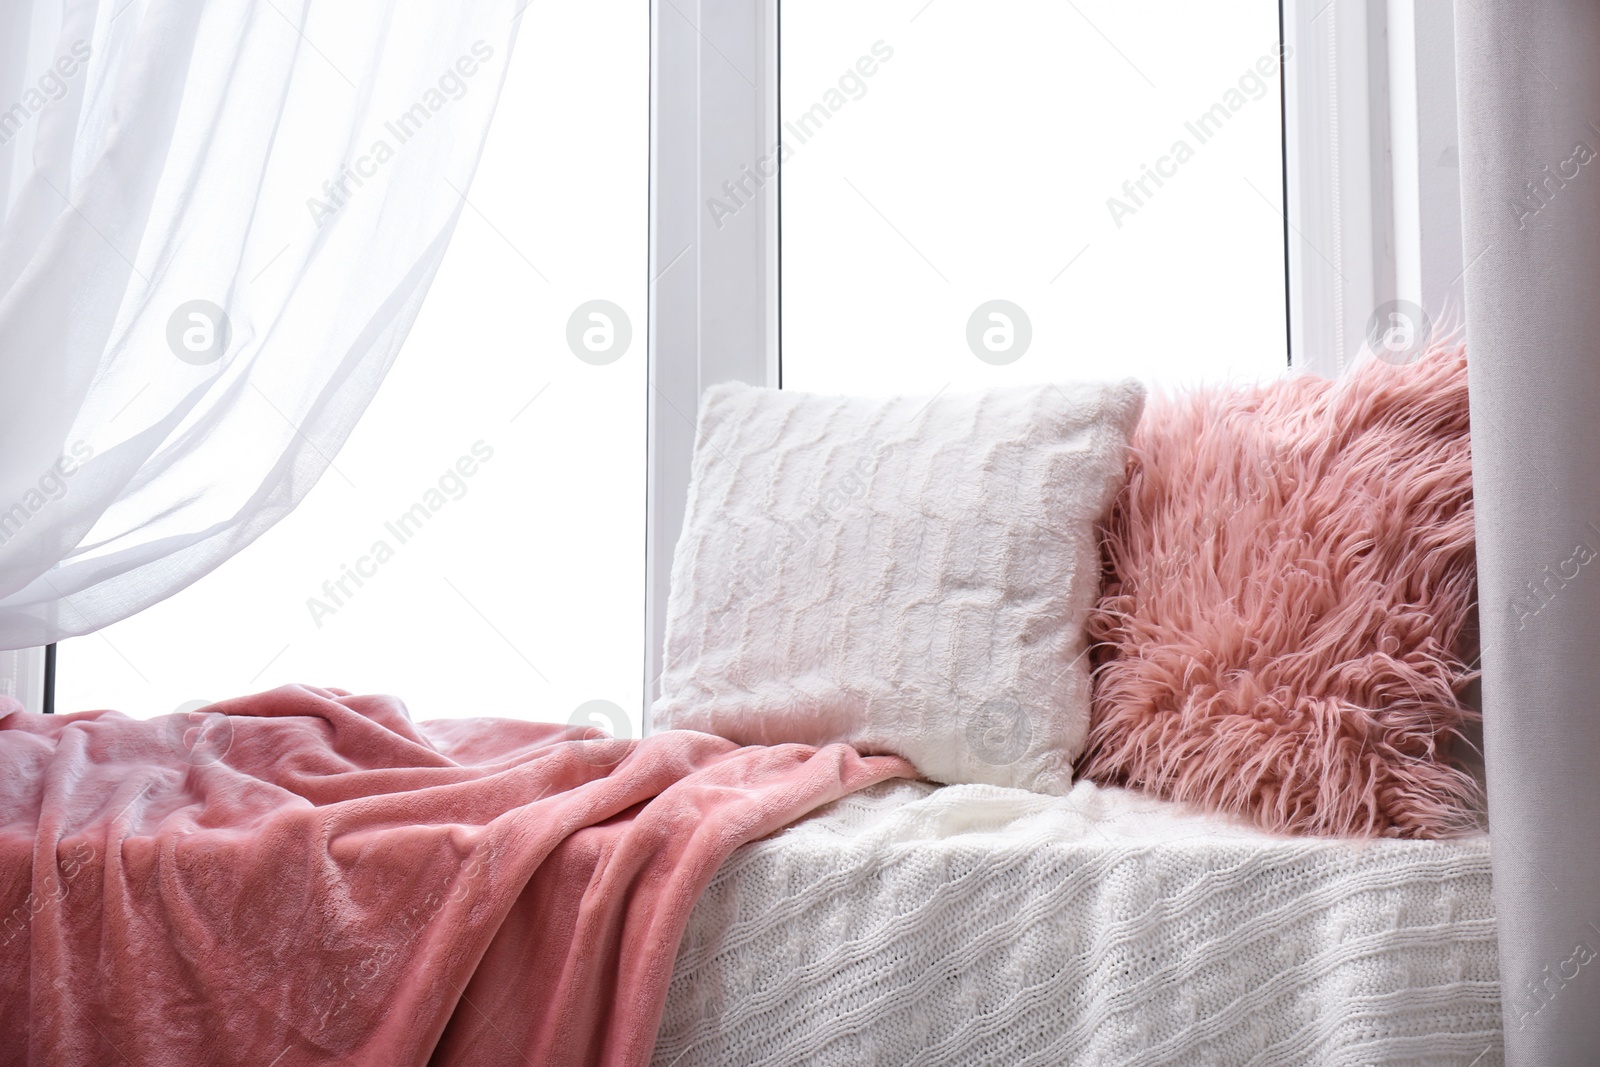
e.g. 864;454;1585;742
1082;345;1480;838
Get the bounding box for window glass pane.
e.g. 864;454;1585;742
779;0;1286;395
57;2;649;732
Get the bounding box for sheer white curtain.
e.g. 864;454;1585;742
0;0;521;648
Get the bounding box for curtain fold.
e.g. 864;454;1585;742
1455;2;1600;1061
0;0;521;647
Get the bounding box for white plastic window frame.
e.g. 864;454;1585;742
642;0;1466;726
644;0;780;724
0;646;46;714
1284;0;1464;376
1;1;1463;719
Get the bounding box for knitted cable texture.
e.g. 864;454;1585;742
655;780;1500;1066
653;380;1145;794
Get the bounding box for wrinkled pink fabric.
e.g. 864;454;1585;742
0;685;912;1066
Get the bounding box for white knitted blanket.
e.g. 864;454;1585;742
654;780;1501;1066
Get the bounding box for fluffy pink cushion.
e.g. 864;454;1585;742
1082;345;1480;838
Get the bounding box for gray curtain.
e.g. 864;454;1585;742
1456;2;1600;1062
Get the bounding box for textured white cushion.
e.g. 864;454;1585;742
652;380;1145;794
655;781;1500;1066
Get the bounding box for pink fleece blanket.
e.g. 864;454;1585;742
0;685;912;1066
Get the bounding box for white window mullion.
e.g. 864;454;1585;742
1285;0;1391;377
1406;0;1465;319
1285;0;1462;377
646;0;780;726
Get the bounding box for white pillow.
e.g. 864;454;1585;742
652;379;1145;794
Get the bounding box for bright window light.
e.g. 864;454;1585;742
778;0;1287;395
57;2;648;733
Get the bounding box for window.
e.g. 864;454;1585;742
779;0;1288;395
56;2;649;735
41;1;1458;733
